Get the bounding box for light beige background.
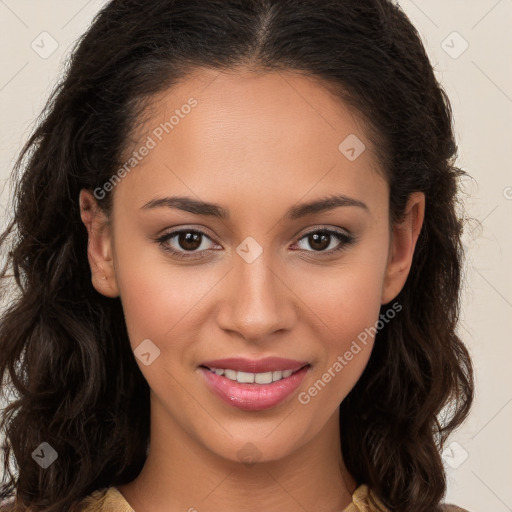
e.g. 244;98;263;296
0;1;511;510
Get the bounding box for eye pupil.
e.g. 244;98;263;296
309;232;330;251
179;232;202;251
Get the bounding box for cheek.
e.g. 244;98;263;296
113;257;222;400
295;274;379;412
116;257;219;353
293;251;389;405
111;227;212;350
295;252;388;344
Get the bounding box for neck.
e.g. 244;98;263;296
118;398;357;512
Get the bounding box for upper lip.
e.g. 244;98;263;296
200;357;309;373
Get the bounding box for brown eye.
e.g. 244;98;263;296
307;232;331;251
155;229;220;260
177;231;203;251
295;228;355;255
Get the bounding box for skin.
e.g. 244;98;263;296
79;68;425;512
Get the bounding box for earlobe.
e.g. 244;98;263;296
79;189;119;298
381;191;425;305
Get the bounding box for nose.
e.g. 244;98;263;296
216;249;297;343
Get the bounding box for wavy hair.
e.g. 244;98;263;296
0;0;473;510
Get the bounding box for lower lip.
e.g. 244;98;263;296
199;366;309;411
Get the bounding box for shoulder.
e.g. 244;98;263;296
0;487;132;512
357;484;471;512
78;486;135;512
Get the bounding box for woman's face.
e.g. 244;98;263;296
81;68;423;464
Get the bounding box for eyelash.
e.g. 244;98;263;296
154;227;356;261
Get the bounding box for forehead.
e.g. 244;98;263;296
115;68;387;217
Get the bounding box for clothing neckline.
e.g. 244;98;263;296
110;482;388;512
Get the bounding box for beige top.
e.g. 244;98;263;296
78;484;469;511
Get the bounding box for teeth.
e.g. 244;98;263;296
237;371;255;383
255;372;272;384
208;367;298;384
224;369;237;380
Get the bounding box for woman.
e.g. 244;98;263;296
0;0;474;511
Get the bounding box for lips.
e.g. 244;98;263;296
199;357;309;374
198;357;311;411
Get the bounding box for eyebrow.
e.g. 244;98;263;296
141;193;369;220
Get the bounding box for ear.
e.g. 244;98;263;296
381;191;425;305
79;189;119;298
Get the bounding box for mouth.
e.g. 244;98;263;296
198;358;311;411
199;364;309;384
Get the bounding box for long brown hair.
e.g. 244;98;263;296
0;1;473;510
